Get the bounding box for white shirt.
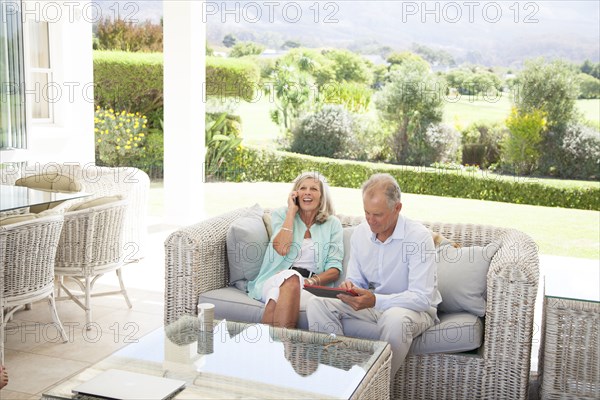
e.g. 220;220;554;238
292;238;317;274
346;215;441;318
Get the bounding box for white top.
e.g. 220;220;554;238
292;238;317;274
346;215;441;319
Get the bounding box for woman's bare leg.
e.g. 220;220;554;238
261;299;276;325
272;277;301;328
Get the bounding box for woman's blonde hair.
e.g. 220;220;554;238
292;171;335;224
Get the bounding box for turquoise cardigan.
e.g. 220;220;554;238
247;207;344;301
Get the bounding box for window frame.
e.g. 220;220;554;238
0;0;28;149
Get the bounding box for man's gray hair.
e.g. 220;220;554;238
361;173;402;209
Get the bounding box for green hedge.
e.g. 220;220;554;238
205;57;261;102
222;146;599;211
94;52;262;124
94;51;164;124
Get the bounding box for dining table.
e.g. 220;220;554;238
0;184;91;213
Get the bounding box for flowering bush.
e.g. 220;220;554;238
95;107;148;166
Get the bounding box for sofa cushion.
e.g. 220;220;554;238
16;173;81;192
334;226;355;286
0;213;37;226
226;204;268;291
199;287;310;330
67;195;123;211
436;243;499;317
341;311;483;355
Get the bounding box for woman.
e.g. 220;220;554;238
247;171;343;328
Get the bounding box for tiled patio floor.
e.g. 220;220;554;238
2;183;598;398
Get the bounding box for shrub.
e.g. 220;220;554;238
461;123;505;168
205;113;242;181
320;81;372;113
95;107;148;167
290;105;353;159
578;73;600;99
95;18;163;52
420;124;462;165
502;108;546;175
347;114;393;162
229;42;265;58
555;123;600;179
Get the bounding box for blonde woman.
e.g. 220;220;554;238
247;172;343;328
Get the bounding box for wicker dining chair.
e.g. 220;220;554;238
54;196;132;328
0;212;68;364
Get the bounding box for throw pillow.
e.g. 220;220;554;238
436;243;500;317
68;195;123;211
226;204;268;291
262;212;273;240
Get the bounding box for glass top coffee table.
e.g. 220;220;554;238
43;317;391;399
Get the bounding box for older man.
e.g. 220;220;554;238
307;173;441;374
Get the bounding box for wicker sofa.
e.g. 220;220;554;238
164;206;539;399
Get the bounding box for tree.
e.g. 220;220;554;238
578;73;600;99
502;108;546;175
229;42;265;58
265;64;312;131
322;49;372;84
410;43;456;67
387;51;429;71
375;60;444;164
282;40;301;49
222;34;237;48
512;59;581;175
514;59;580;132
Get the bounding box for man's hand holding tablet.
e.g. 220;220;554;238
303;284;358;298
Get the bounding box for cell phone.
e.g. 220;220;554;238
294;196;299;206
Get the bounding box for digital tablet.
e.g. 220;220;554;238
303;284;358;298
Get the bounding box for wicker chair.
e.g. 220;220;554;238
0;212;68;364
2;163;150;260
164;207;540;400
54;197;131;327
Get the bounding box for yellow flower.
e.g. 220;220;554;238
139;133;145;137
116;138;121;142
97;139;102;143
125;145;131;150
116;145;121;150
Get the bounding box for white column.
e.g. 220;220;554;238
163;0;205;225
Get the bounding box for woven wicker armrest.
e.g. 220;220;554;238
164;207;251;325
481;228;539;398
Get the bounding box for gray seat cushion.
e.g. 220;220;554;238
200;288;483;355
341;312;483;355
199;287;311;330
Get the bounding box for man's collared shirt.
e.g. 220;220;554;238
346;215;441;315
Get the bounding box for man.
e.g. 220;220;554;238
307;173;441;375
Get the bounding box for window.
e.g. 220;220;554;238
27;19;52;120
0;0;27;149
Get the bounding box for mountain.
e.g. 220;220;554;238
93;1;600;67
